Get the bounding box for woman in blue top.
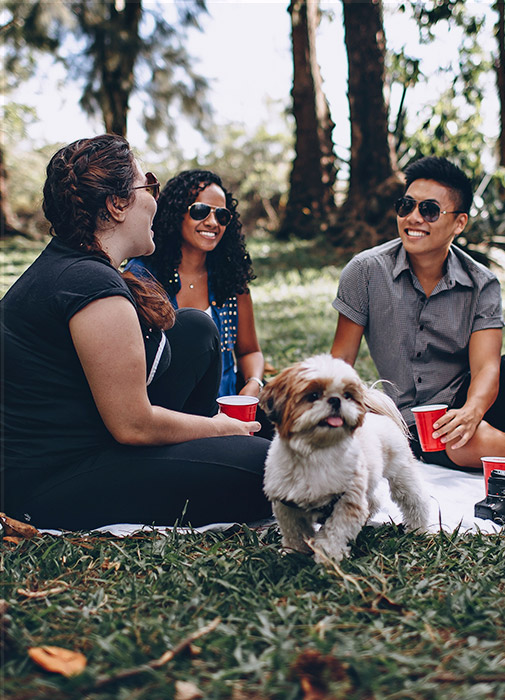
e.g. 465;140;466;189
127;169;265;399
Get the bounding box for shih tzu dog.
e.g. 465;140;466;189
260;355;429;563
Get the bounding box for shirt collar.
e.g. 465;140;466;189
392;243;473;289
392;243;412;280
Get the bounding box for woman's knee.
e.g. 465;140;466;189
167;308;220;354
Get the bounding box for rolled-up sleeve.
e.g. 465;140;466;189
332;258;369;328
472;276;504;332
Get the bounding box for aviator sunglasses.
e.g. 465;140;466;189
132;172;160;200
188;202;232;227
394;196;464;223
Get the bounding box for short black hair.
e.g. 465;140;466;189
404;156;473;214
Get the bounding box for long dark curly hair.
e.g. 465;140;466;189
143;169;255;306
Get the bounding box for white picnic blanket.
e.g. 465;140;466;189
371;461;502;534
38;461;503;537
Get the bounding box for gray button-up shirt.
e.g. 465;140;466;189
333;238;504;426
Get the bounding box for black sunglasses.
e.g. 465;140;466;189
394;196;464;223
188;202;232;227
132;172;160;200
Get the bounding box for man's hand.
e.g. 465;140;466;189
432;406;482;450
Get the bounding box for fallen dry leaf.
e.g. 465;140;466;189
0;513;39;539
18;585;68;599
175;679;204;700
2;536;23;545
28;646;87;677
290;649;349;699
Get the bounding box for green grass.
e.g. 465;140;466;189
0;236;47;298
2;527;505;699
2;234;505;698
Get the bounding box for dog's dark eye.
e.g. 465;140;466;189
343;392;354;400
305;391;321;403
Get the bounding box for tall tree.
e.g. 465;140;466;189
329;0;402;252
1;0;209;236
1;0;210;140
398;1;504;262
278;0;338;239
0;0;65;237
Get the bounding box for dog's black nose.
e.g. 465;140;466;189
328;397;341;410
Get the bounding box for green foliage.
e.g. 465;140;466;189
0;0;70;89
0;237;47;297
1;0;210;141
0;104;56;239
459;169;505;265
184;113;293;235
387;1;502;264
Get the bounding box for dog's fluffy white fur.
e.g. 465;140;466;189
260;354;429;563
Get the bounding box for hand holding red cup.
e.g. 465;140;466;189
411;404;448;452
216;395;259;434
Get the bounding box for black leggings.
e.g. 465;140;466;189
7;309;272;530
410;355;505;468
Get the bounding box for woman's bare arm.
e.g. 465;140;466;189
69;296;259;444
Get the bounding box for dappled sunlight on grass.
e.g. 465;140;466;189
249;235;377;379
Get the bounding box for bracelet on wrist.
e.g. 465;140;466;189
246;376;264;389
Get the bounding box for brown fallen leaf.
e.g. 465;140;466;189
28;646;87;677
175;679;204;700
2;536;23;545
0;513;39;539
290;649;349;699
0;600;11;652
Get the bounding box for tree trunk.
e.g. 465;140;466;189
278;0;338;239
77;0;142;136
329;0;402;253
495;0;505;167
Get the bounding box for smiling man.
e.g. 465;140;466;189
331;156;505;469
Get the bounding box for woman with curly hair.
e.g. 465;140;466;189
1;137;272;530
127;170;265;399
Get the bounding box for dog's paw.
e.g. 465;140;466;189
312;542;350;565
279;545;314;558
403;521;429;534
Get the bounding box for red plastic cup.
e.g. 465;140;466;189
411;404;448;452
216;395;259;434
481;457;505;495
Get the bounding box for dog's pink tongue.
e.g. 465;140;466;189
327;416;343;427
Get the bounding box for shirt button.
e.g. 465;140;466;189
418;377;422;383
419;325;424;331
416;352;421;358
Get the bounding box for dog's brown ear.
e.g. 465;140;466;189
259;367;296;425
259;380;284;425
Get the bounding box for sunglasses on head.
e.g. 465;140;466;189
394;196;464;223
188;202;232;227
132;172;160;200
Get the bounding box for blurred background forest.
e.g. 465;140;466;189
1;0;504;265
